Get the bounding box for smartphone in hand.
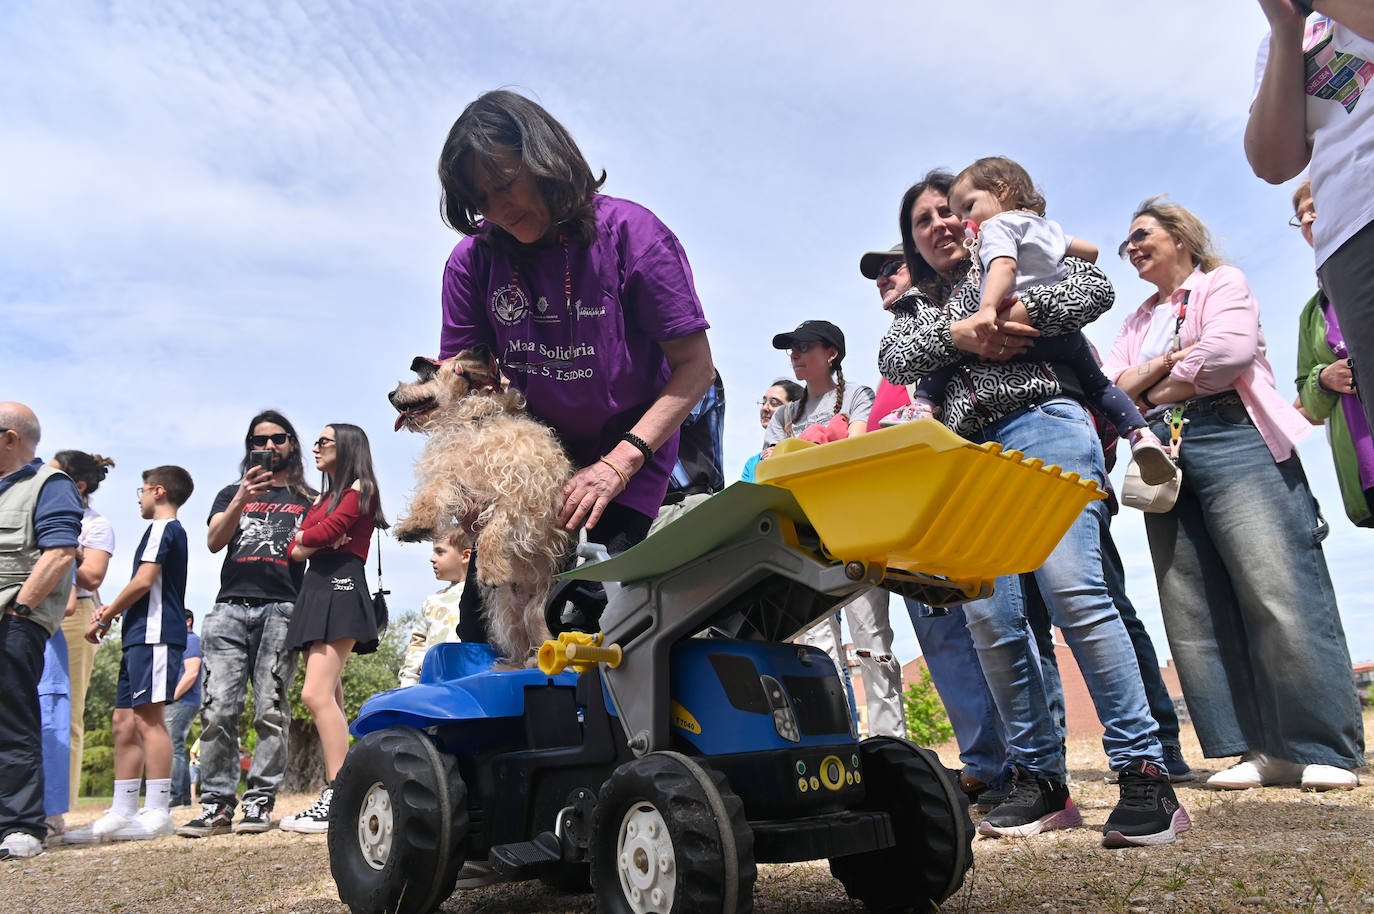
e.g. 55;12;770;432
249;449;273;475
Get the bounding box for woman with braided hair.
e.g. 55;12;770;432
762;320;874;452
761;321;883;738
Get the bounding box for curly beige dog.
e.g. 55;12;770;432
389;350;572;666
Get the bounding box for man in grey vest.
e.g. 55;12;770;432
0;402;82;860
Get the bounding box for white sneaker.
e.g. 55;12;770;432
1301;764;1359;790
1207;752;1303;789
110;808;175;841
280;785;333;834
63;810;134;844
0;832;43;859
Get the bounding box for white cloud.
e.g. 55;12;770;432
6;0;1368;663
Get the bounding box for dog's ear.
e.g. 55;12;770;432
410;356;441;380
460;345;501;390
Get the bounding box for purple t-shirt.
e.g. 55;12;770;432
440;195;710;517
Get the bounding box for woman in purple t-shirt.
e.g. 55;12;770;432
436;90;714;636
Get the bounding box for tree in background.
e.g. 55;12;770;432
81;613;412;796
902;664;953;747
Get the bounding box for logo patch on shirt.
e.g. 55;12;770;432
491;285;530;326
331;577;356;592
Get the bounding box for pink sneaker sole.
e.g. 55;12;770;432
977;798;1084;838
1102;806;1192;848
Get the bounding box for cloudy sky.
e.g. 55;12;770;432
6;1;1370;665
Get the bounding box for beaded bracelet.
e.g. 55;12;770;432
621;432;654;465
598;456;630;489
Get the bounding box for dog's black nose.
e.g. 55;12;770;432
387;389;400;407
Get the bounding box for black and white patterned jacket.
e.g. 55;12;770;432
877;257;1115;439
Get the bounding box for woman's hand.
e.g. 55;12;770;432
950;292;1039;361
951;314;1038;362
1319;359;1356;393
559;458;629;532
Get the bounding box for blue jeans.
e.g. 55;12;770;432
963;399;1162;777
200;601;298;809
907;592;1063;789
166;701;198;805
1099;518;1180;745
1143;399;1364;767
39;628;71;816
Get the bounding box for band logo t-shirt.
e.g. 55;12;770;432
209;484;310;603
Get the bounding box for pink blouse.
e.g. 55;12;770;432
1102;266;1310;462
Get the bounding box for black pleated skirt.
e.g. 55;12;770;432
285;553;378;655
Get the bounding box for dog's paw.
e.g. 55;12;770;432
392;521;433;544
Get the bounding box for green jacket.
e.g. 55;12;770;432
1295;289;1373;527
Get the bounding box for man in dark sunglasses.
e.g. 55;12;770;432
181;410;316;839
859;243;911;310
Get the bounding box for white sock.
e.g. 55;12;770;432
112;779;141;818
144;778;172;814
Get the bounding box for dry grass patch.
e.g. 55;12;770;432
5;714;1371;913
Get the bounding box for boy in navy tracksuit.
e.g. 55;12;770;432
66;466;193;843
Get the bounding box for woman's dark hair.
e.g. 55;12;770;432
953;156;1047;216
241;410;314;500
321;423;389;530
770;379;805;402
52;450;115;506
438;90;607;248
899;169;967;299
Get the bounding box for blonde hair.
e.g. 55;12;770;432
1132;195;1224;273
1292;179;1313;214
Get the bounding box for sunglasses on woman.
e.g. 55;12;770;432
248;433;290;446
1117;227;1156;259
877;259;904;278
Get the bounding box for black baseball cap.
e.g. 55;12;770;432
859;243;904;280
772;320;845;362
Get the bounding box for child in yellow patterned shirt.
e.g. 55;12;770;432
398;534;472;687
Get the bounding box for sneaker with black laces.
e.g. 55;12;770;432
280;785;332;834
175;802;234;838
233;796;274;834
1103;759;1192;848
976;766;1083;838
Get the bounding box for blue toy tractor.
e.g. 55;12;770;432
326;421;1104;914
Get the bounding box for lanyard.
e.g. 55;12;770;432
1171;290;1190;353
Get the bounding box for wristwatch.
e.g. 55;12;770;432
8;601;33;618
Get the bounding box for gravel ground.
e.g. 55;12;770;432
6;715;1372;914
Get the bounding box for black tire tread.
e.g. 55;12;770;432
829;736;973;913
591;753;756;914
329;726;469;914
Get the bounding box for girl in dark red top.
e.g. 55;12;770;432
279;423;387;834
